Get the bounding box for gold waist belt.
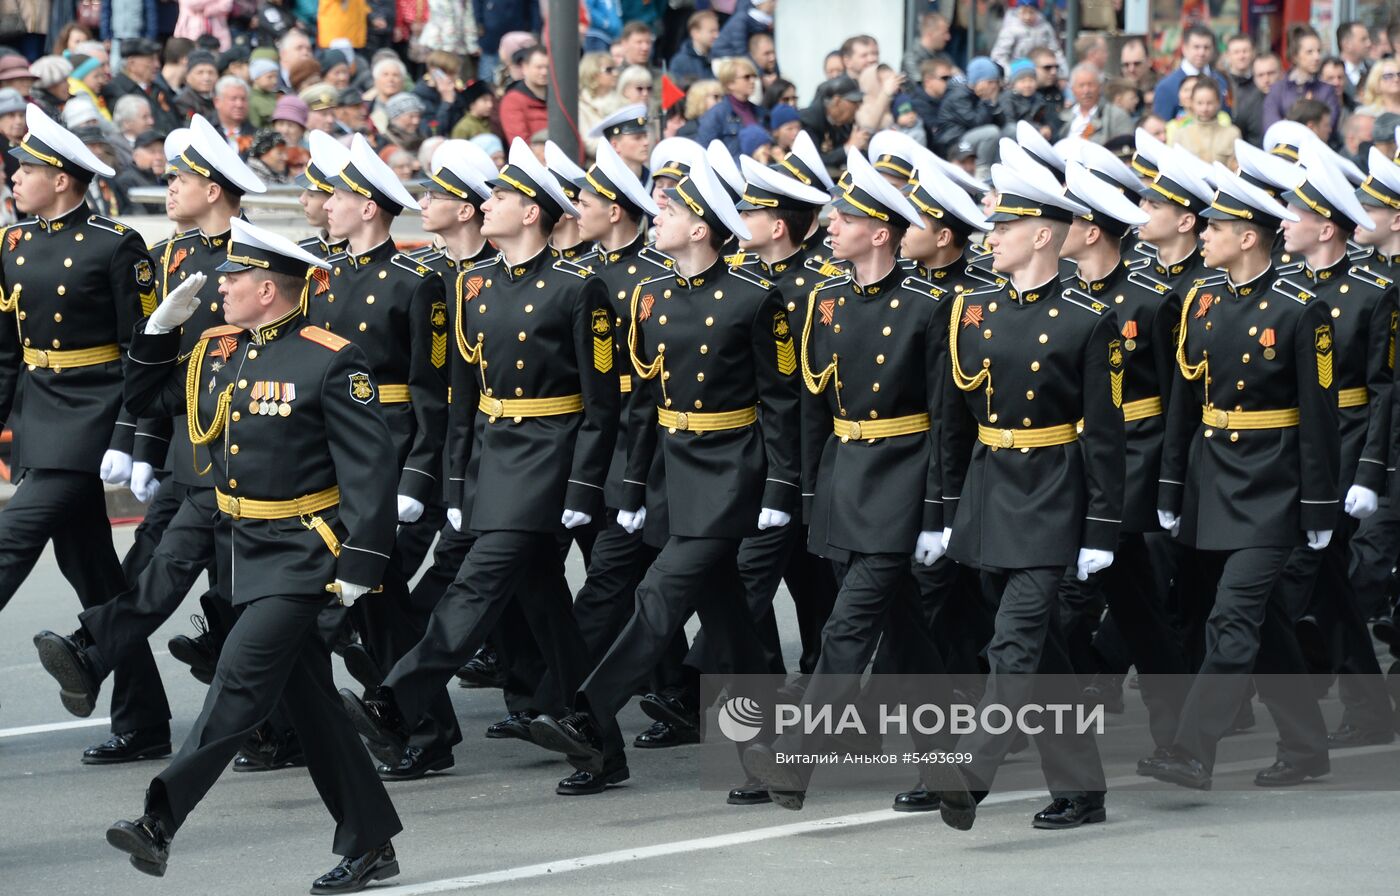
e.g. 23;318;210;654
1200;406;1300;430
23;343;120;369
1337;387;1368;409
977;423;1078;449
833;413;931;441
215;485;340;520
478;392;584;420
1122;396;1163;422
657;405;757;433
620;374;632;394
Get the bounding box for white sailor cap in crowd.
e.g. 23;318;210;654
295;129;351;194
831;146;924;229
737;153;830;211
1053;136;1089;165
987;153;1089;224
650;136;704;182
868;129;920;181
164;127;190;163
1144;146;1218;213
1064;160;1148;238
1286;140;1375;232
707;139;745;201
1234;138;1304;198
667;161;751;240
488;136;578;220
168;113;266;196
579;139;659;218
1263;119;1317;161
423;139;492;203
1016;119;1064;181
905;147;990;234
217;216;331;275
11;103;114;178
1305;137;1365;185
929;151;988;197
330;133;419;214
1202;161;1298;230
1358;146;1400;211
1131;126;1167;179
1074;138;1142;197
775;129;835;192
589;102;650;139
544;140;588;201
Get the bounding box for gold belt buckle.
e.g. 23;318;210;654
998;429;1015;449
486;397;504;417
1204;407;1227;427
847;421;863;440
674;412;690;431
228;496;242;520
32;349;48;368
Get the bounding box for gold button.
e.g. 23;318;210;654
1258;301;1268;309
57;286;65;295
694;399;703;409
1340;285;1350;294
1030;361;1040;372
834;324;841;333
1114;295;1124;304
787;301;796;311
889;299;899;309
15;256;22;264
16;311;23;320
700;344;708;354
51;338;59;348
1247;325;1259;337
838;297;846;306
617;290;626;299
705;316;714;326
987;301;996;312
516;360;524;369
1026;390;1035;400
525;304;534;313
238;379;247;388
663;370;670;380
1331;307;1341;318
1038;333;1048;344
1048;308;1058;317
248;349;258;359
1230;432;1239;442
229;444;239;454
659;315;668;325
1205;322;1212;330
882;326;891;336
1242;353;1251;363
53;312;61;322
478;304;485;313
1023;417;1032;427
663;289;672;298
696;372;705;381
989;412;998;422
232;411;241;421
63;258;71;267
876;353;885;364
366;295;375;304
334;267;342;275
536;280;546;289
714;290;724;299
983;328;992;339
228;479;237;488
872;382;880;392
358;322;367;332
627;265;637;274
328;295;335;303
209;302;218;311
1204;429;1214;438
518;331;527;341
657;343;666;351
74;233;82;242
795;277;805;286
1236;380;1245;390
515;387;524;396
379;270;387;279
22;231;28;240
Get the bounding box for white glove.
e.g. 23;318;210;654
941;527;952;549
1076;548;1114;581
447;507;462;532
335;580;371;607
144;271;208;334
1157;509;1180;536
561;509;593;529
396;494;424;523
1345;485;1379;521
1306;529;1333;551
130;462;160;502
99;449;133;486
617;506;647;533
913;530;946;566
757;507;792;530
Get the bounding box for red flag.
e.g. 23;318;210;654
661;75;685;111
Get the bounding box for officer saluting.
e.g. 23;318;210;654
0;105;166;734
107;218;403;893
1152;164;1336;790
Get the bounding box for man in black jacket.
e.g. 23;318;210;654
932;57;1007;171
104;39;181;135
798;76;862;180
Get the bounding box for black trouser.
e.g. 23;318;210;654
1348;496;1400;621
959;566;1106;804
724;522;838;675
145;594;401;856
1173;546;1329;771
0;469;167;733
120;478;182;583
903;555;994;688
385;530;589;730
577;535;771;762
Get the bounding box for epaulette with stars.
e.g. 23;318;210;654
390;253;432;277
1127;268;1172;296
552;257;593;278
1058;286;1110;316
85;215;131;235
1272;275;1316;305
727;264;773;290
1348;265;1393;289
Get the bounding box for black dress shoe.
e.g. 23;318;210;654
1254;758;1329;787
529;712;606;774
1032;797;1107;830
739;742;805;810
925;761;983;831
484;711;536;741
232;731;306;772
107;815;171;877
1328;724;1395;747
378;746;455;781
341;643;383;692
639;692;700;730
1136;747;1172;777
633;720;701;748
892;787;940;812
310;843;399;894
455;647;504;689
1150;752;1212;790
339;688;408;767
83;730;172;765
167;615;216;685
727;779;772;806
34;629;101;718
556;761;630;795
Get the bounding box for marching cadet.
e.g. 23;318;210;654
868;129;919;189
740;148;957;810
545;141;592;261
648;136;703;212
776;131;838;247
316;133;459;780
106;219;403;892
1273;144;1396;748
589;103;652;181
523;160;801;796
1057;160;1189;759
930;158;1120;832
341;138;617;791
34;114;272;766
0;106;166;752
1137;148;1218;298
1151;164;1335;791
294;131;351;259
1130;126;1168;187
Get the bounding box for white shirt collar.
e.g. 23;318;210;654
1181;60;1205;77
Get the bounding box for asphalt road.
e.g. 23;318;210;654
2;525;1398;896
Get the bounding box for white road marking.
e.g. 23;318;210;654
0;718;111;739
376;743;1400;894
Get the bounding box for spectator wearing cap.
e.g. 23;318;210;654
931;57;1008;171
0;53;34;99
889;94;928;148
1372;112;1400;157
334;87;371;137
28;56;72;122
577;52;618;154
739;124;775;162
174;0;233;51
471;132;506;168
499;45;550;146
67;50;113;120
104;39;181;133
300;83;339;134
366;57;408;133
477;1;542;84
248;58;280;128
1262;24;1341;135
712;0;775;61
246;128;291;184
697;57;767;158
999;58;1054;142
798;75;863;174
0;87;23;189
1064;62;1134;146
990;0;1066;73
219;45;251;82
317;49;353;90
115;129;169;212
670;9;720;88
176;50;219;121
272;94;309;147
449;80;498;142
769;102;802;153
383;93;426;153
212;75;254;152
112;94;155;148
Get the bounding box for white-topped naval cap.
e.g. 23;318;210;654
776;129;835;192
737;153;831;210
1073;138;1142;195
588;102;650;139
297;129;352;193
220;215;332;273
582;139;660;217
868;129;920;179
907;146;991;232
427;139;492;201
1065;160;1149;229
490;136;579;219
1291;140;1375;231
333;133;419;212
174;113;266;194
1016;119;1064;175
706;139;745;199
1234;139;1304;195
1204;161;1299;227
545;140;588;183
987;152;1090;223
832;147;924;229
1361;145;1400;209
1262;119;1317;160
669;161;752;240
649;136;705;181
1144;145;1220;210
1131;126;1167;177
14;103;114;177
164;127;190;163
929;152;988;196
